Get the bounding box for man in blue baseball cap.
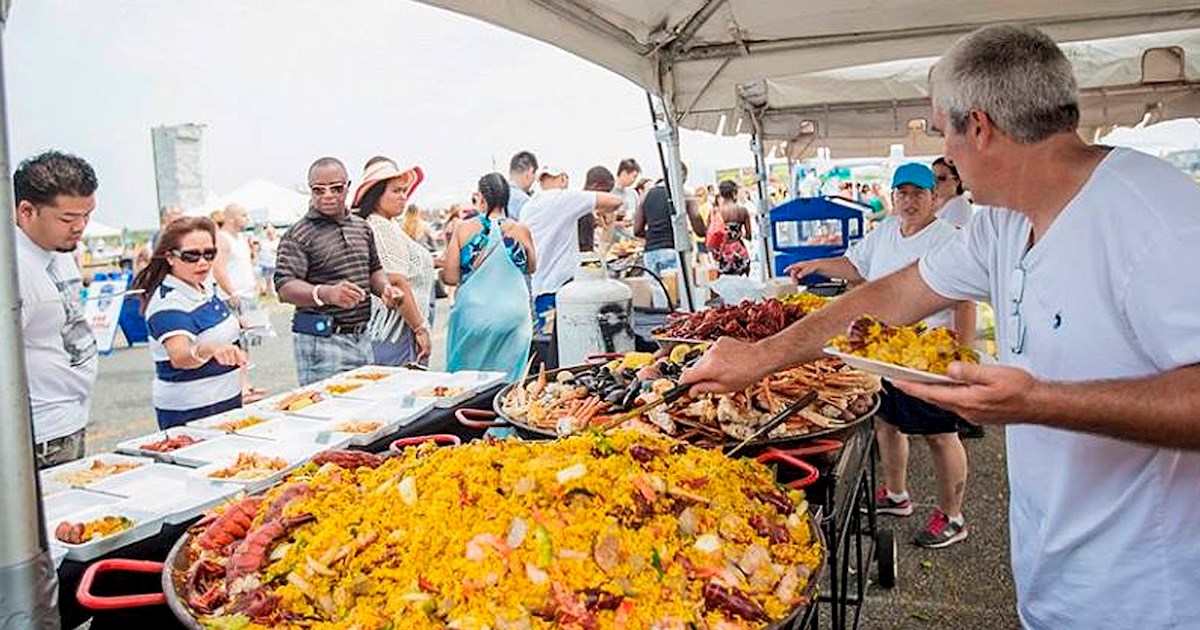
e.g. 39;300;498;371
783;162;978;548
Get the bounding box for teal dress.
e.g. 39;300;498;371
447;216;532;381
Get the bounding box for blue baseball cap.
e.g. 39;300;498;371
891;163;935;190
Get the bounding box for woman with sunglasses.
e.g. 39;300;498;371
442;173;537;381
931;157;973;228
132;217;248;429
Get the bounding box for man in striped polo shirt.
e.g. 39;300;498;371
274;157;404;385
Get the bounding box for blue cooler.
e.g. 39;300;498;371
769;196;869;281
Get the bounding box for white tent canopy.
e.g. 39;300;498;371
82;219;121;239
418;1;1200;157
188;179;309;226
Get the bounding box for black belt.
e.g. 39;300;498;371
332;323;367;335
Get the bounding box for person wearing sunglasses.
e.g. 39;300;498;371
785;163;977;549
684;25;1200;630
274;157;404;385
931;156;973;228
132;217;247;429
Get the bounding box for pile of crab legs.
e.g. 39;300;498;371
182;450;385;623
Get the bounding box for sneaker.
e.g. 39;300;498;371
871;486;914;517
913;509;968;549
958;422;986;439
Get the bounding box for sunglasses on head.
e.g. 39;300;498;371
310;182;347;196
172;248;218;263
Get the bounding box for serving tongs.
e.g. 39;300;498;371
724;390;819;457
587;382;692;435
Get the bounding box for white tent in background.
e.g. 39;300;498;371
190;179;309;227
82;219;121;239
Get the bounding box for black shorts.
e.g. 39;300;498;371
878;381;965;435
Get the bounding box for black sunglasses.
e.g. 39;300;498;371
310;182;348;196
172;248;218;263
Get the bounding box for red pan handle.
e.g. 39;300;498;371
76;559;166;610
769;438;844;459
455;408;508;429
389;434;461;453
756;448;821;489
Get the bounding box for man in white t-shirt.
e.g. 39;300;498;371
522;165;623;349
682;24;1200;630
13;151;100;469
213;204;258;308
786;163;976;549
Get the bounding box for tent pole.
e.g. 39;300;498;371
0;7;64;630
646;92;696;312
749;120;775;280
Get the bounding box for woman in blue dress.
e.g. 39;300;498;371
441;173;537;380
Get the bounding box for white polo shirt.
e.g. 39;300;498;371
17;229;98;443
919;147;1200;630
146;275;242;413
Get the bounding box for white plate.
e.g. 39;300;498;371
88;463;238;525
451;370;508;392
115;427;225;464
166;434;278;467
285;395;434;425
42;454;155;489
823;347;960;384
47;504;164;562
188;408;282;433
249;388;331;414
335;365;410;382
191;441;323;494
238;416;341;444
42;489;124;524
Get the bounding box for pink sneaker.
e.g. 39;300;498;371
913;508;968;549
872;486;913;517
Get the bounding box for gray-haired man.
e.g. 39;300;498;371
683;24;1200;630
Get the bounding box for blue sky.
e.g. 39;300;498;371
5;1;1197;229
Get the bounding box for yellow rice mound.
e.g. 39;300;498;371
202;431;823;630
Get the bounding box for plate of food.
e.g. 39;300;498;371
49;504;164;562
42;454;153;489
237;416;346;446
193;442;323;493
42;489;124;524
115;427;225;464
188;408;280;433
824;315;980;384
254;389;330;414
164;434;279;468
336;365;409;382
412;383;475;408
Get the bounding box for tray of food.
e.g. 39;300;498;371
335;365;410;382
191;442;324;494
168;432;824;630
281;391;435;424
115;427;225;464
250;388;331;414
49;504;163;562
42;489;124;524
88;462;240;525
329;368;444;401
149;434;277;468
42;454;153;489
187;407;280;433
652;296;824;345
825;315;980;384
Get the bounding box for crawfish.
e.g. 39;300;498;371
194;496;263;551
226;514;315;583
749;514;791;544
226;586;280;622
311;449;385;470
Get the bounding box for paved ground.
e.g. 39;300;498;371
85;299;1019;629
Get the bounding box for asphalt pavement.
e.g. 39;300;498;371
84;299;1019;629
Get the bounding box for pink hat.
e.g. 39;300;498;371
352;159;424;208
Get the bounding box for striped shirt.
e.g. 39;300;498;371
274;209;381;328
145;275;241;414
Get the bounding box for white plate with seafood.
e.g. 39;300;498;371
823;347;960;384
115;427;225;464
42;454;154;489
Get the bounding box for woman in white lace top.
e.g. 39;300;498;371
351;158;435;365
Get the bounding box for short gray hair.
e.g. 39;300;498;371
931;25;1079;144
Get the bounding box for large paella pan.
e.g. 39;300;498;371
82;435;826;630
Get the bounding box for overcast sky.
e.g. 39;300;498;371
6;1;1199;230
3;0;752;229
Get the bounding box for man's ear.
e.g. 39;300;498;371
970;109;993;150
14;200;36;224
